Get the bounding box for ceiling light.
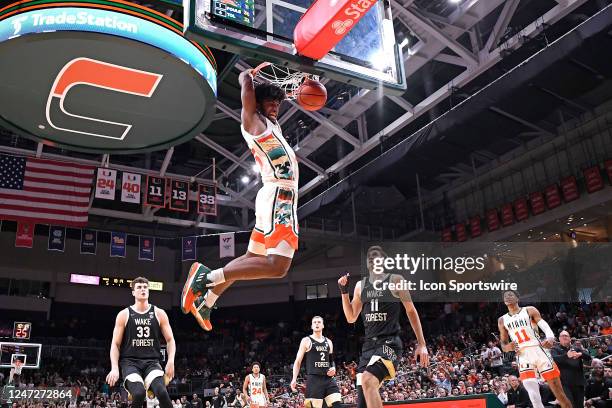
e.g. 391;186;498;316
241;175;250;184
252;164;260;173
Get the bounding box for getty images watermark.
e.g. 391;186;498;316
362;242;611;302
369;251;518;294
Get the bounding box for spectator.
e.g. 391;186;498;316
497;382;509;405
211;387;225;408
191;393;203;408
507;376;531;408
552;330;592;408
486;342;504;377
585;360;608;408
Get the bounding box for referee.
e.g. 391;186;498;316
551;331;592;408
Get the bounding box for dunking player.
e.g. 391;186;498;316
498;290;572;408
338;246;429;408
243;362;269;408
106;277;175;408
7;358;23;385
182;65;299;331
290;316;341;408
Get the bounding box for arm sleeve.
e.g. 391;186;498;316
537;319;554;338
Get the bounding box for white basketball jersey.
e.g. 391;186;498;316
248;374;266;404
502;307;541;350
241;117;299;187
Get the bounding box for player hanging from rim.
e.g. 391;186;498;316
338;245;429;408
181;65;299;331
106;277;176;408
243;362;269;408
498;289;572;408
8;358;23;385
290;316;342;408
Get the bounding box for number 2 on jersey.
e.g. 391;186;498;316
514;328;531;344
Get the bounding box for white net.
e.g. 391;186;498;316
253;63;319;99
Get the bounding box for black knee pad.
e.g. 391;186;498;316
149;376;172;408
364;360;389;384
126;380;147;405
357;385;366;408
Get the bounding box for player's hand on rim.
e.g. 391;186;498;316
106;368;120;387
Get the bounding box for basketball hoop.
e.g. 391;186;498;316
252;62;319;100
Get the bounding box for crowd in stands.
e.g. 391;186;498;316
2;301;610;407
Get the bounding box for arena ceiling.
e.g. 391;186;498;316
0;0;609;237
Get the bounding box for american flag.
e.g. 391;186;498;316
0;154;95;227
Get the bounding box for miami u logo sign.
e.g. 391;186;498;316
45;58;163;140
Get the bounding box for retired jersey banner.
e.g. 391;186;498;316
145;176;166;207
583;166;604;193
15;221;34;248
486;209;500;232
455;223;467;242
48;225;66;252
80;229;97;255
219;232;235;258
121;172;142;204
545;184;561;209
139;236;155;261
110;231;127;257
469;216;481;238
514;197;529;221
198;183;217;215
500;204;514;227
441;227;452;242
529;191;546;215
169;180;189;212
95;168;117;200
560;176;579;202
182;236;197;261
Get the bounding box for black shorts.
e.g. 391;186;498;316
120;358;163;387
357;336;402;381
305;374;340;400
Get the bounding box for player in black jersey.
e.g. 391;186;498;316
106;277;176;408
290;316;341;408
338;246;429;408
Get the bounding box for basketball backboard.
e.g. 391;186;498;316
0;342;41;369
183;0;406;93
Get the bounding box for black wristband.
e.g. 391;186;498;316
338;281;348;294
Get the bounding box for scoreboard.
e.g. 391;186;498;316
212;0;255;28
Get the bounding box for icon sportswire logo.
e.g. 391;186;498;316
45;58;163;140
330;0;375;36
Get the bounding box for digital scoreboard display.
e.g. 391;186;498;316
13;322;31;340
212;0;254;28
